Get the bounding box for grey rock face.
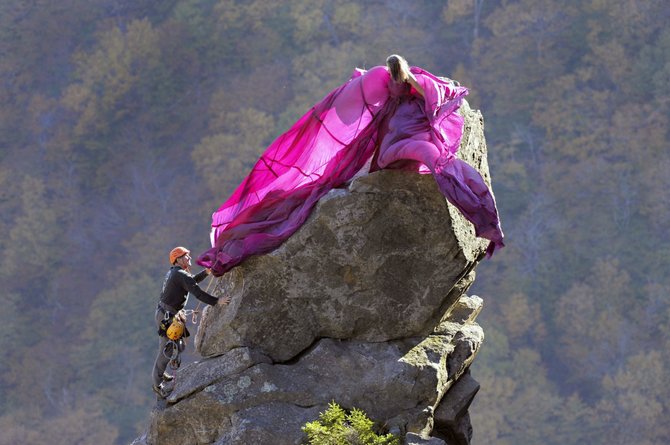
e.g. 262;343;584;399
194;169;487;363
405;433;447;445
141;101;494;445
433;371;480;445
148;299;484;445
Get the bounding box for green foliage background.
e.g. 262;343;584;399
0;1;668;444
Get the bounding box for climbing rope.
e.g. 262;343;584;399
190;275;219;324
162;339;182;370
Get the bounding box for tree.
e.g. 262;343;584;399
595;351;670;445
192;107;276;199
2;176;64;281
74;273;157;443
471;329;594;445
475;0;583;127
62;19;163;146
302;401;400;445
442;0;487;41
554;260;634;390
0;406;119;445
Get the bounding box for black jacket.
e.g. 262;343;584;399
159;266;217;310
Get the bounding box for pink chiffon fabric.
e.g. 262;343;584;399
198;66;504;276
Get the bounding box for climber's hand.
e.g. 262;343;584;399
218;296;232;306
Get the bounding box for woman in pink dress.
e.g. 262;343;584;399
198;55;504;276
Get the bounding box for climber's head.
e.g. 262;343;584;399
169;246;191;269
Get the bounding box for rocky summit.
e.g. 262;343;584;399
136;101;494;445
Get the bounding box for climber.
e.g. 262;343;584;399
152;246;231;398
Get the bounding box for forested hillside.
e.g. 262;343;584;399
0;1;668;444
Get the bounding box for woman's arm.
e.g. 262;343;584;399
406;71;425;98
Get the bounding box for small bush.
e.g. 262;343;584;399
302;401;400;445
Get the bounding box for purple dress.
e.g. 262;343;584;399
198;66;504;276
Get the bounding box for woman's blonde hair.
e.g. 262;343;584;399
386;54;410;82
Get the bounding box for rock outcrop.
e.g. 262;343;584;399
137;101;494;445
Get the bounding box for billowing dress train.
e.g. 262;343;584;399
197;66;504;276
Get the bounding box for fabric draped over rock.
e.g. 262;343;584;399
198;66;504;276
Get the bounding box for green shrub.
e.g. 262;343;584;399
302;401;401;445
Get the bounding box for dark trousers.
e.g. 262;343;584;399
152;308;184;387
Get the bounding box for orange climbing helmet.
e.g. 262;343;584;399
169;246;190;265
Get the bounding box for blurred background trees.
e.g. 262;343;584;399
1;1;668;443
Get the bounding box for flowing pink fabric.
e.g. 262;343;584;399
198;66;504;276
